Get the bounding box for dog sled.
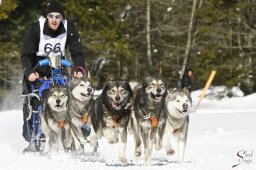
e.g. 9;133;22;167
20;50;72;153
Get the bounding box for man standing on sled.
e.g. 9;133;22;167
20;0;87;152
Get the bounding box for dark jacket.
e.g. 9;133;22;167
181;72;193;92
20;18;86;78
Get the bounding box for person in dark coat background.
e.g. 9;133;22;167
180;68;193;92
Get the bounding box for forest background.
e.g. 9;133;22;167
0;0;256;109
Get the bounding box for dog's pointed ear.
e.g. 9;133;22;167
166;89;171;99
183;87;190;94
168;88;177;101
142;75;152;89
107;73;114;81
170;88;177;93
49;83;55;91
68;73;77;88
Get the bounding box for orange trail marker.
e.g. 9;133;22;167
193;70;216;113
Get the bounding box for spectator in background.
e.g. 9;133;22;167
180;68;193;92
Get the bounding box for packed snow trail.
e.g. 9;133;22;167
0;91;256;170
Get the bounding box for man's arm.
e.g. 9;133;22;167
66;21;87;77
20;21;40;79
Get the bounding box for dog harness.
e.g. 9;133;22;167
149;117;159;127
141;104;163;128
148;111;162;128
71;107;90;124
58;120;65;128
166;116;183;133
37;79;68;98
103;104;130;127
82;115;89;124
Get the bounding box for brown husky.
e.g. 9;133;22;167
130;75;167;165
89;80;133;164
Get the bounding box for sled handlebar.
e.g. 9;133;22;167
33;50;72;71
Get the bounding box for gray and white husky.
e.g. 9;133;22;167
163;88;192;163
40;86;72;154
68;77;94;154
90;80;133;164
131;75;167;165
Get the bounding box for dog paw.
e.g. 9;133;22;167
135;146;141;157
166;149;175;155
76;147;84;155
108;137;119;144
135;151;141;157
43;149;50;155
144;159;152;166
119;156;128;164
155;143;162;150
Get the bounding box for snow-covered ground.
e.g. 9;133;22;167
0;87;255;170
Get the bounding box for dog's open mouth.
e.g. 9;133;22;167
81;92;91;97
151;93;163;101
176;108;187;114
112;101;122;110
55;103;64;109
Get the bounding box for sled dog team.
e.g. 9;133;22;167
40;75;192;165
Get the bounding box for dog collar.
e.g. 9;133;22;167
166;115;183;133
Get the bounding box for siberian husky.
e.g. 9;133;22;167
69;77;94;154
131;75;167;165
163;88;192;163
90;80;133;164
40;86;72;154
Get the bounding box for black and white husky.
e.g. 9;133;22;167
163;88;192;163
131;75;167;165
69;77;94;154
90;80;133;164
40;86;72;154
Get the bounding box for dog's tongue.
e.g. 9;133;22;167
112;101;119;107
112;101;121;110
112;101;116;108
155;95;162;101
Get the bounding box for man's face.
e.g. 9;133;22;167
188;70;193;77
47;12;63;31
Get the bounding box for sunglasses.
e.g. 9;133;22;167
47;14;62;20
